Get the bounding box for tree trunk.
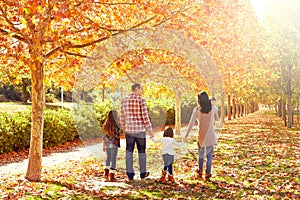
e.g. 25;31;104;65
282;98;287;126
25;62;44;181
286;69;293;128
240;104;243;117
232;97;236;119
278;99;282;117
297;97;299;124
102;83;105;102
227;94;231;120
287;91;293;128
174;92;181;135
221;91;226;124
22;78;31;104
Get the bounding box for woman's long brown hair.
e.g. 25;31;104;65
198;91;212;114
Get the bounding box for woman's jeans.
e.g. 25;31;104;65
125;132;147;179
198;145;214;174
105;144;118;170
162;154;174;175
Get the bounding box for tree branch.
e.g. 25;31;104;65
0;28;26;43
95;2;136;6
62;51;96;59
66;15;157;49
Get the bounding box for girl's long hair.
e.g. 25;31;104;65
198;91;212;114
103;110;118;136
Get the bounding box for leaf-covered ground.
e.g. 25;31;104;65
0;111;299;199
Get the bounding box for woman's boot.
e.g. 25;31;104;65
160;170;167;183
109;170;117;182
104;168;109;180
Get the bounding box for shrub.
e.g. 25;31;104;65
71;103;103;141
94;99;113;125
0;108;78;154
0;111;31;154
43;109;77;147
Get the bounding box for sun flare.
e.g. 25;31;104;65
250;0;273;21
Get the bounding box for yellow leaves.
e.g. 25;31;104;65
20;18;27;26
23;8;30;15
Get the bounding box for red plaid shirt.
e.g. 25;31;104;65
120;93;152;134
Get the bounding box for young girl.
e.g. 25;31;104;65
102;110;121;182
151;127;184;182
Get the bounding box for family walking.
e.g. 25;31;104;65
102;83;219;183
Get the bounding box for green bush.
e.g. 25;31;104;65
0;109;78;154
43;109;77;147
181;102;197;123
71;103;103;141
45;93;58;103
94;99;113;125
0;111;31;154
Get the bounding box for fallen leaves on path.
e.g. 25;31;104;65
0;111;299;199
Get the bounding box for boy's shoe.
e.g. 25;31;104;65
127;172;135;181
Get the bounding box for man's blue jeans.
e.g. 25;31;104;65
198;145;214;174
105;144;118;170
126;132;147;179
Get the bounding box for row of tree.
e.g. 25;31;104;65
1;0;299;181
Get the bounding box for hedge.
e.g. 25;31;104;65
0;109;79;154
0;100;195;154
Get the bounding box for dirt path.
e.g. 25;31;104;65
0;128;193;178
0;145;89;177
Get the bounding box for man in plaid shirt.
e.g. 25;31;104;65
120;83;154;181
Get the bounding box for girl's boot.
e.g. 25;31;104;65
104;167;109;180
160;170;167;183
168;174;175;182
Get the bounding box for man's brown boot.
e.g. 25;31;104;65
196;168;203;179
205;173;211;181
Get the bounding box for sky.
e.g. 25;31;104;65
250;0;273;21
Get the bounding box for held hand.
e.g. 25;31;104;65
150;131;154;138
183;136;188;143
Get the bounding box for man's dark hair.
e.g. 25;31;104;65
132;83;141;91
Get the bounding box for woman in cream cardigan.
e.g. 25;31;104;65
184;91;219;181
